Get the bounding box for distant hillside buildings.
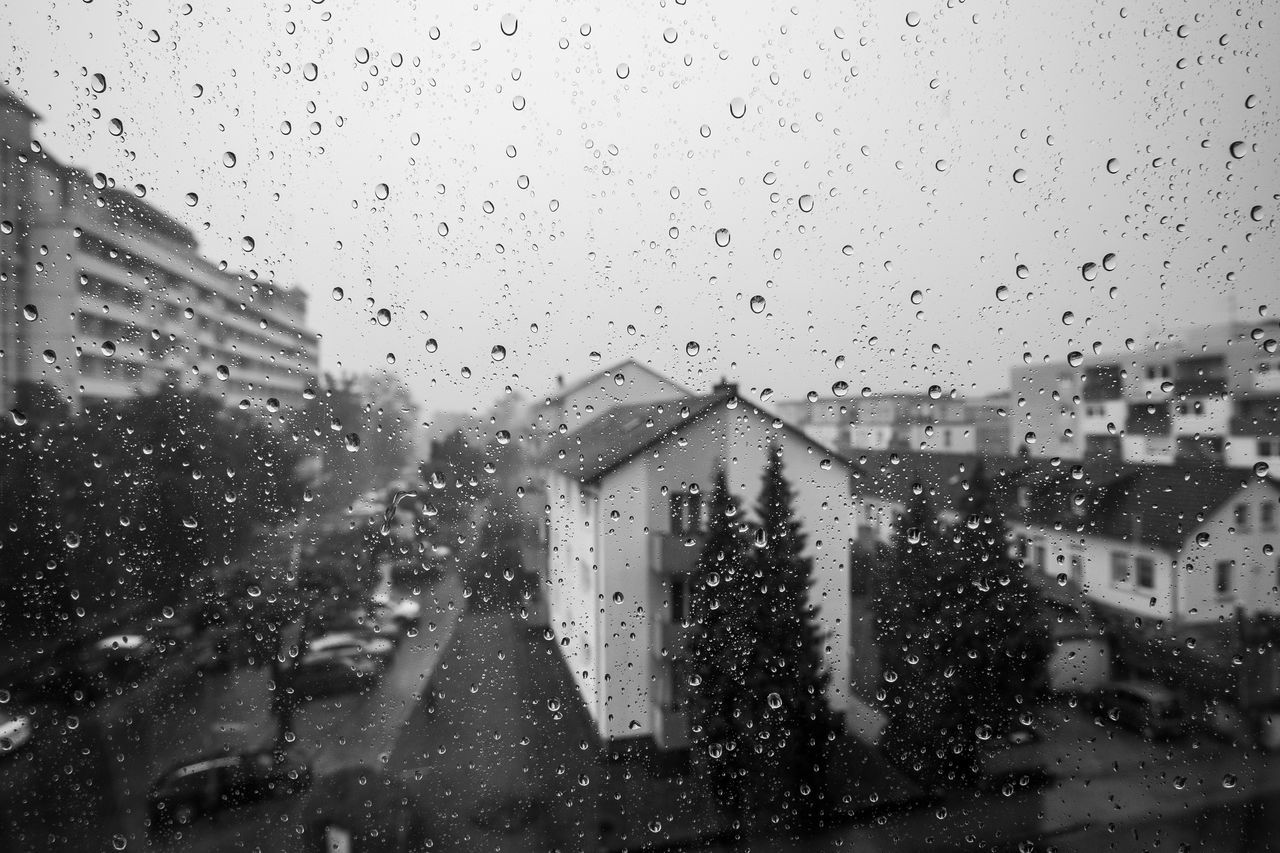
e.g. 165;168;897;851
0;82;319;415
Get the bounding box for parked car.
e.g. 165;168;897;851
289;651;382;702
0;710;33;756
1092;680;1186;740
306;630;395;663
370;594;422;640
978;722;1052;792
147;747;311;832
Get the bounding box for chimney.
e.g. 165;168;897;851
713;376;737;396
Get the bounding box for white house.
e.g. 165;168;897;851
1012;461;1280;627
539;381;854;752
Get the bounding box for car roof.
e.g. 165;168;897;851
1104;680;1175;702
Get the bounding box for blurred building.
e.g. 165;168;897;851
0;82;319;415
1009;320;1280;469
539;380;853;752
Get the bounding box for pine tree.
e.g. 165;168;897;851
745;445;838;828
686;464;756;816
881;461;1047;787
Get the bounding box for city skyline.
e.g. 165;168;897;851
5;1;1275;413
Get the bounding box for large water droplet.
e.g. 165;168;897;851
22;305;38;321
616;63;630;80
729;97;746;119
491;345;506;361
798;194;814;213
750;295;766;314
499;13;518;35
906;11;921;27
714;228;731;248
685;341;700;356
1081;262;1098;281
374;183;389;200
375;308;391;326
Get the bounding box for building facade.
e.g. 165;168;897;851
1;83;319;415
540;383;854;751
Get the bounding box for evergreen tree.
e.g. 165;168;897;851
881;461;1047;787
686;464;756;815
744;444;838;828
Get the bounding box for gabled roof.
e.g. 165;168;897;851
542;384;851;484
847;449;1273;552
544;359;693;408
0;81;39;119
542;389;730;482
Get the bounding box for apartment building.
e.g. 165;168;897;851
540;381;854;751
1011;321;1280;468
0;82;319;415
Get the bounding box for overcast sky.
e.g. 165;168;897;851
5;0;1276;416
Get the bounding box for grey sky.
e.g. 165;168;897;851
6;0;1276;415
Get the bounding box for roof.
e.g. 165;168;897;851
544;359;693;408
847;449;1272;552
542;389;730;482
0;80;39;119
542;384;851;484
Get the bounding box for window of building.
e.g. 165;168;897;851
669;576;689;622
1263;502;1277;532
1235;504;1250;532
1111;552;1131;586
670;491;705;536
1216;560;1234;598
1135;557;1155;589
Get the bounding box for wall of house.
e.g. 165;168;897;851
544;470;606;729
1178;482;1280;622
1009;363;1084;460
1014;523;1178;621
583;406;854;744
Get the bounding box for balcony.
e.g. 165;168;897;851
650;532;705;576
654;706;692;751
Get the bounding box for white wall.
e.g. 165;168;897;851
544;471;605;726
554;401;854;744
1179;482;1280;622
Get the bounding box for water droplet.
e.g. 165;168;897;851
612;591;625;603
616;63;630;80
1081;262;1098;281
91;73;106;93
22;305;38;321
750;295;766;314
714;228;731;248
1223;773;1237;789
1012;168;1028;184
499;13;518;36
355;47;371;64
832;381;849;397
1015;264;1029;280
223;151;237;168
1067;351;1083;367
512;94;526;110
685;341;700;356
798;194;814;213
111;834;127;851
1196;532;1211;548
216;365;230;380
1106;157;1119;174
241;235;255;252
331;286;344;300
345;433;361;451
1102;252;1117;271
375;308;391;326
663;27;678;44
491;345;506;361
699;124;711;138
438;222;449;237
767;692;783;710
9;410;27;427
184;192;198;207
425;338;438;353
729;97;746;119
374;183;389;201
995;285;1010;301
1229;141;1246;159
279;120;292;135
108;118;123;136
935;159;948;172
41;349;55;364
1252;462;1269;478
905;11;921;27
928;384;942;399
101;341;116;356
65;532;80;549
910;289;923;305
1062;311;1075;325
429;26;440;40
303;62;318;81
